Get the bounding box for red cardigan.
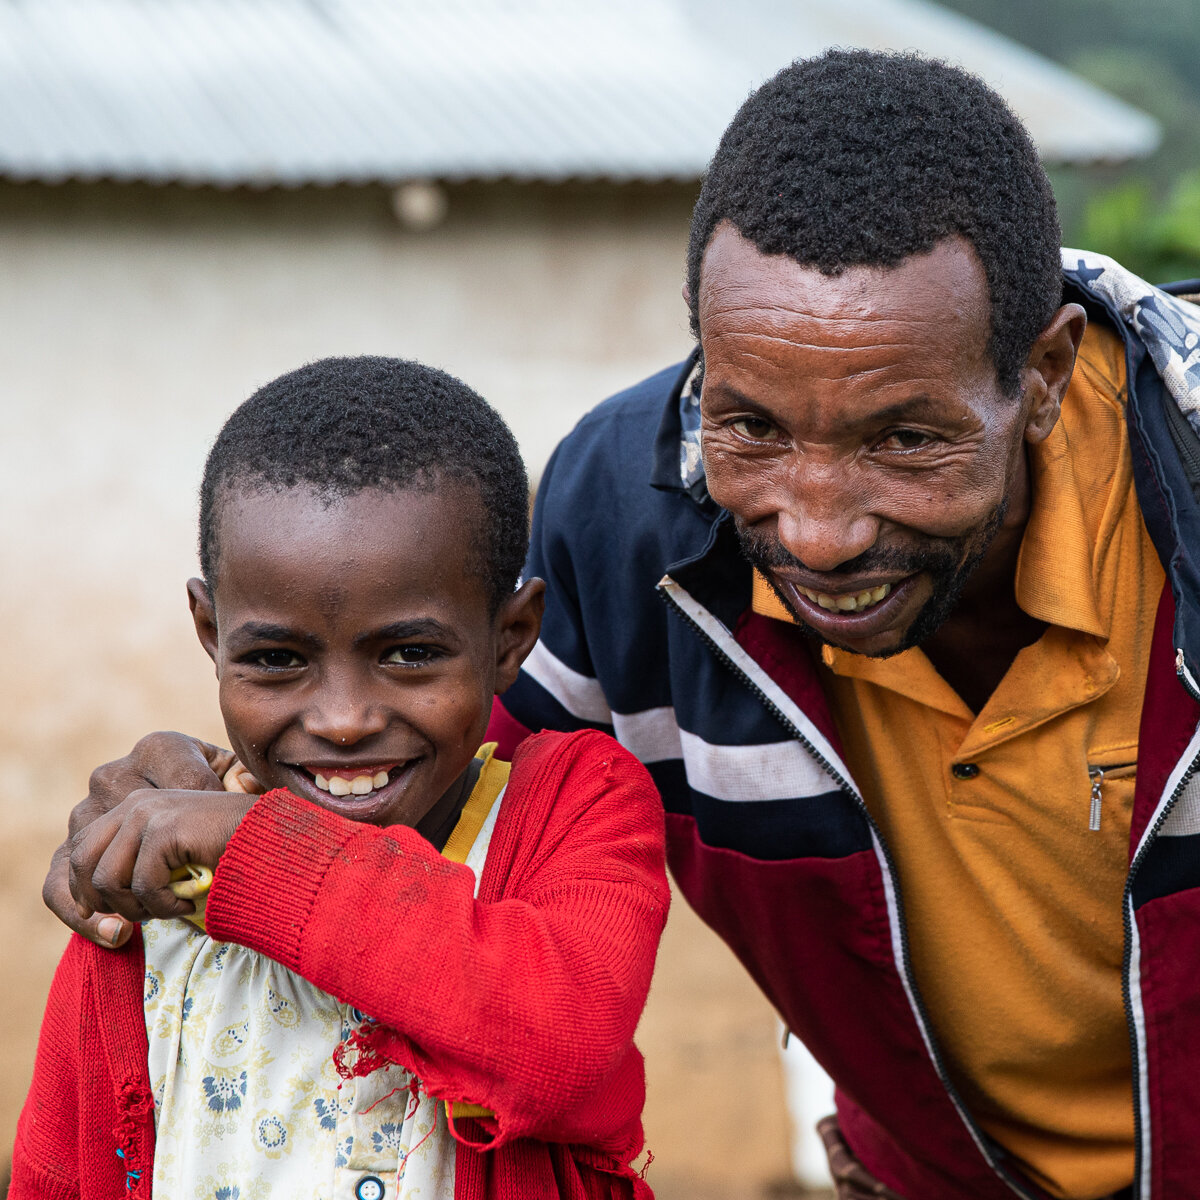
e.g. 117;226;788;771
12;730;669;1200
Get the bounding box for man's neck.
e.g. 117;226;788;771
921;514;1043;714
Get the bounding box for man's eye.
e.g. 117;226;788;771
248;649;304;669
881;428;934;451
383;645;436;665
730;417;780;442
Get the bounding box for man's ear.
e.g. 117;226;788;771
493;577;546;693
1021;302;1087;445
187;577;219;667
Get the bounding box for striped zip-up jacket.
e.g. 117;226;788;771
495;253;1200;1200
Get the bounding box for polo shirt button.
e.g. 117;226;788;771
355;1177;386;1200
952;762;980;780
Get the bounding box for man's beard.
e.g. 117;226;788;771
735;501;1007;658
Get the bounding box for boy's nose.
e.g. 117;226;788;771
302;695;389;747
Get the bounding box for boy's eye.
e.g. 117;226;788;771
383;645;437;665
247;649;304;669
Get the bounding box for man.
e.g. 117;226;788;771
48;50;1200;1200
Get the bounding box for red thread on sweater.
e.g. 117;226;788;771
398;1096;439;1168
360;1085;403;1114
333;1026;392;1079
114;1079;155;1197
361;1073;422;1116
638;1149;655;1180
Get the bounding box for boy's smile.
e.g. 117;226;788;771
188;483;542;833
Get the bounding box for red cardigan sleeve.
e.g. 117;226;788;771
204;729;669;1156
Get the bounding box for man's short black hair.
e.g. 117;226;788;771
686;49;1063;393
199;356;528;612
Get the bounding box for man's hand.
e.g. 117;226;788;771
818;1116;907;1200
67;785;255;924
43;733;236;947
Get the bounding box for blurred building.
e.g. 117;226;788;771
0;3;1158;1196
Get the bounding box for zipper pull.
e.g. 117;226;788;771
1178;648;1187;675
1088;767;1104;831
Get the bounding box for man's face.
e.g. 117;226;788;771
698;225;1036;657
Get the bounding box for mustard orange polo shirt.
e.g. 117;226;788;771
753;323;1163;1199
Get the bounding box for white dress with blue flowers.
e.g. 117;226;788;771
143;762;505;1200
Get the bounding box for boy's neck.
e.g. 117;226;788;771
418;757;484;851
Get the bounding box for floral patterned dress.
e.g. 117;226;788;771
143;750;508;1200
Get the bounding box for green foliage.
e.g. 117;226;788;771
935;0;1200;88
1078;171;1200;282
936;0;1200;281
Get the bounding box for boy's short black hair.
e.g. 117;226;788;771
686;48;1063;394
199;356;528;612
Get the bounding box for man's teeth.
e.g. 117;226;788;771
800;583;892;613
313;770;392;796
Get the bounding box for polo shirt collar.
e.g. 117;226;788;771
1015;417;1108;638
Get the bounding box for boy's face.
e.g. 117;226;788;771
188;483;543;831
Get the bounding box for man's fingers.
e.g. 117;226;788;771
42;841;134;947
197;739;239;785
88;817;157;922
67;808;146;922
130;731;234;792
95;817;191;921
128;848;195;921
818;1115;906;1200
82;733;233;827
51;733;234;947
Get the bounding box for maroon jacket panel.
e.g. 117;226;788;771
665;813;1032;1199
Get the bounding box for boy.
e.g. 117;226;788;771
13;357;669;1200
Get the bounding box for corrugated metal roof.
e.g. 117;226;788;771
0;0;1161;186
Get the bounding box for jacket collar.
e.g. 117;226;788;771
1063;250;1200;687
650;347;706;501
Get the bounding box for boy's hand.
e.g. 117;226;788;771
67;786;255;924
43;733;236;946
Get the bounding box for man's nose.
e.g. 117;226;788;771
773;457;880;573
302;675;389;746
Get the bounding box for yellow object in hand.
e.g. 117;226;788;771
168;863;212;931
161;761;258;933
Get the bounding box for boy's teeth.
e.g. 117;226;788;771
800;583;892;613
312;770;393;796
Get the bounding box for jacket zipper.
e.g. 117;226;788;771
658;581;1041;1200
1086;764;1138;832
1177;648;1200;703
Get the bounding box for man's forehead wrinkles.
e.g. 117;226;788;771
706;299;946;329
703;328;947;359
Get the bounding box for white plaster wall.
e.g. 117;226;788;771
0;181;802;1197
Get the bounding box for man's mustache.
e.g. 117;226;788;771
734;519;965;578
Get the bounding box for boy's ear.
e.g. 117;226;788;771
493;577;546;693
187;577;220;666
